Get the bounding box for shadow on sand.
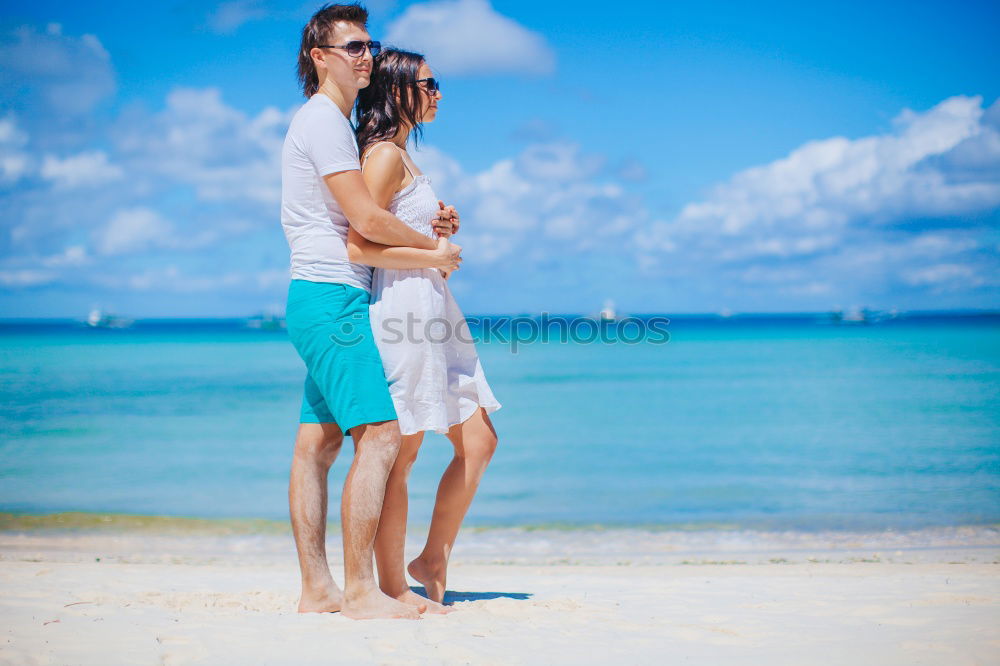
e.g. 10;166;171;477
410;587;533;604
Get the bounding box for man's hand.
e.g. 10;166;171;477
430;237;462;272
432;200;460;237
431;212;452;238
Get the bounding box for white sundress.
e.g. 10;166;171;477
363;142;501;435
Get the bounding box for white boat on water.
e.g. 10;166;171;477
245;312;286;331
826;307;898;325
86;308;133;329
599;299;617;321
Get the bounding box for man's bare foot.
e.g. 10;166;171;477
297;585;343;613
408;556;447;604
342;588;423;620
393;588;453;614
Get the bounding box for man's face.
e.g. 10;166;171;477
312;21;373;91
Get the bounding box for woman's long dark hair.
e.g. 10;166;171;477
355;48;426;155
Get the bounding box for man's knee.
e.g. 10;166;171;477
353;420;402;460
295;423;344;464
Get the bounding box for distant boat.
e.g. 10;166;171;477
245;312;286;331
86;308;133;329
599;299;617;321
584;299;625;323
826;307;898;325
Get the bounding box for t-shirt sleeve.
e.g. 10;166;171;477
302;106;361;177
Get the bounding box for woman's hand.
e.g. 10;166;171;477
430;237;462;272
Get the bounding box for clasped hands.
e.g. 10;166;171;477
430;200;462;278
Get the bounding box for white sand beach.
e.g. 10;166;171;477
2;523;998;665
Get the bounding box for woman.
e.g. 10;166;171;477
347;48;502;611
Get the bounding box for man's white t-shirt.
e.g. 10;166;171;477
280;93;373;292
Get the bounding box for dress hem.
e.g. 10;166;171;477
397;399;502;436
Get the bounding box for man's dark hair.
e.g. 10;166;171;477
297;3;369;98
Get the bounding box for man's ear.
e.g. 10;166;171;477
310;47;326;71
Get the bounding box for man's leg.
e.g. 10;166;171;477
285;281;414;619
340;419;425;619
408;408;498;603
289;422;344;613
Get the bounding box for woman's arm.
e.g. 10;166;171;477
361;143;407;209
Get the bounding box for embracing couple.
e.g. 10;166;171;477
280;3;501;620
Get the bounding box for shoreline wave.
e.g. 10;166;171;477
3;510;998;537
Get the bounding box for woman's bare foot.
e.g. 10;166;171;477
297;584;343;613
408;556;447;604
342;587;424;620
394;588;454;614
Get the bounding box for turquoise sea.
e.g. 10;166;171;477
1;313;998;531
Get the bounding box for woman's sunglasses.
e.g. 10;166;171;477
415;77;441;94
318;40;381;58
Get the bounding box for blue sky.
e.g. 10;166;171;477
1;0;998;316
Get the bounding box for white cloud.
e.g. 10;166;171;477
41;245;90;267
0;25;115;115
0;246;91;288
518;142;603;182
617;159;649;182
414;141;638;262
116;88;293;205
901;263;982;288
657;96;1000;253
1;150;29;184
385;0;555;76
0;115;30;183
0;269;56;286
0;115;27;144
628;95;1000;305
256;268;291;289
41;151;123;188
783;281;834;296
95;208;173;256
95;265;263;292
207;1;269;34
1;81;294;297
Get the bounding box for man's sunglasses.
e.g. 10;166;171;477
318;40;381;58
415;77;441;94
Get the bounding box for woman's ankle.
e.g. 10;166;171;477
411;551;446;575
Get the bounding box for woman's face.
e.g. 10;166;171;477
414;62;441;123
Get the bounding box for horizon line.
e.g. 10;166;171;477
1;308;999;323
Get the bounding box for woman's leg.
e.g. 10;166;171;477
373;432;450;612
408;408;498;603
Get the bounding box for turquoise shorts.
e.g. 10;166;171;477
285;279;397;435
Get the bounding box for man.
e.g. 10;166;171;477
280;3;461;620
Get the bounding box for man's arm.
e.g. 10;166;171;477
324;170;437;250
346;227;461;270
